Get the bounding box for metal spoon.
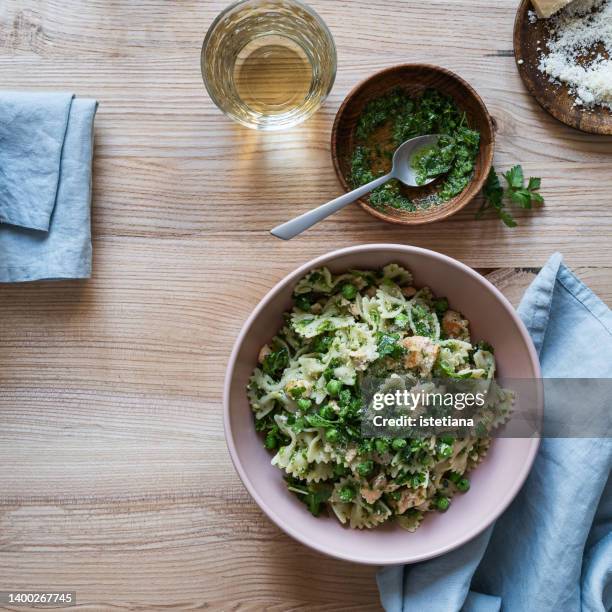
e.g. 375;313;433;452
270;134;441;240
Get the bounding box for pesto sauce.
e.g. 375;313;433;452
349;89;481;212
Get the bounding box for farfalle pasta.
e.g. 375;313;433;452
247;264;512;530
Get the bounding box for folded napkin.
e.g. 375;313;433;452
378;253;612;612
0;92;97;282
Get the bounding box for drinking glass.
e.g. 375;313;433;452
201;0;337;130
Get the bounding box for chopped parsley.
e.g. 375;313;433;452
262;345;289;380
376;332;404;359
411;303;438;338
286;478;333;517
349;89;480;212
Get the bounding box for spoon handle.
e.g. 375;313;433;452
270;173;393;240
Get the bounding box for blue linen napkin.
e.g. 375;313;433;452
378;253;612;612
0;92;97;282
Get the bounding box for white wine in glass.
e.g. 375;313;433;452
201;0;336;130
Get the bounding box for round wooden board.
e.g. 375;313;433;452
513;0;612;135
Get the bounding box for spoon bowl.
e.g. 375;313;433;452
392;134;441;187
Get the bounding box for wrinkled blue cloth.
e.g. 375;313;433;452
0;92;97;281
378;253;612;612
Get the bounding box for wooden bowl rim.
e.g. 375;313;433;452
513;0;612;135
330;63;495;226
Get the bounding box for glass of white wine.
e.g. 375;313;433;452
201;0;337;130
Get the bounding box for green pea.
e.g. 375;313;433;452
296;398;312;411
325;428;340;443
392;438;407;451
375;439;389;454
326;379;342;397
338;485;356;503
436;496;451;512
457;478;470;492
341;283;358;300
357;460;374;477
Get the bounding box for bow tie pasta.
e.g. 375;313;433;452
248;264;513;530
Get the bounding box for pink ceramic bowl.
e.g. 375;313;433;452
224;244;541;565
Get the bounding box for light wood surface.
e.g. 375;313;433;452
0;1;611;610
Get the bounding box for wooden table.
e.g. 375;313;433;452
0;1;610;609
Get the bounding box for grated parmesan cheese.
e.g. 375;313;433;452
537;0;612;109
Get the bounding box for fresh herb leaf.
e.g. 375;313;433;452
503;165;524;189
527;176;541;190
436;360;456;378
305;413;338;429
411;303;438;338
510;188;534;209
498;208;518;228
286;478;333;517
368;180;415;211
337;388;352;408
476;167;504;219
290;416;307;433
376;332;404;359
262;346;289;379
476;341;494;354
503;165;544;210
411;135;457;185
312;334;333;353
476;165;542;227
436;360;472;379
395;312;410;328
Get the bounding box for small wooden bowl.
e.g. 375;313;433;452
331;64;495;226
514;0;612;135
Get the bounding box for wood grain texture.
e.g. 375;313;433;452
0;0;611;610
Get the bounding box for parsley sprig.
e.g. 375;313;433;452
476;165;544;227
286;478;332;517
